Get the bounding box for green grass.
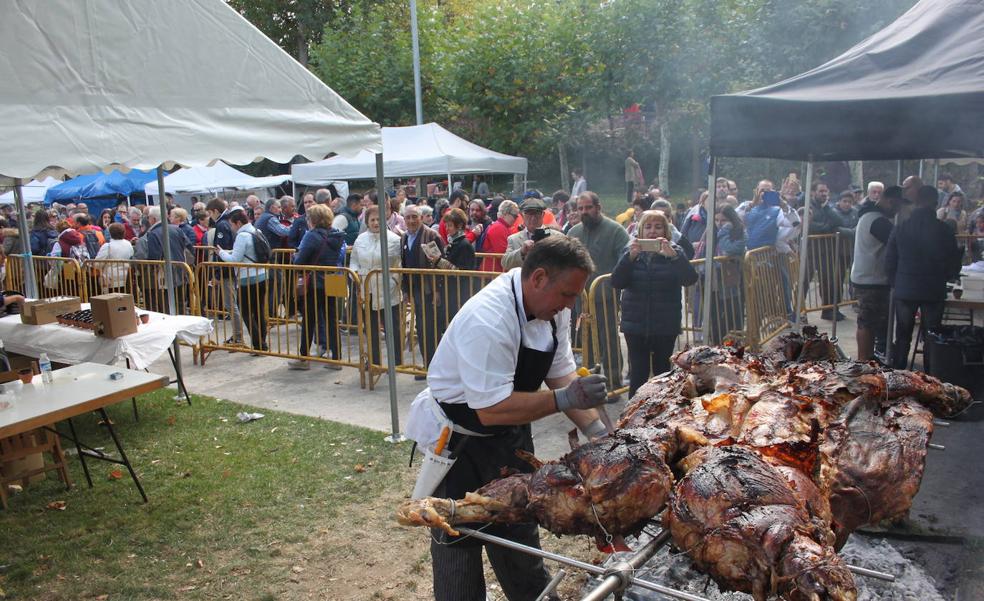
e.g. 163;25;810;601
0;390;413;600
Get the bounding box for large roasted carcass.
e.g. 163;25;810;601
397;330;972;601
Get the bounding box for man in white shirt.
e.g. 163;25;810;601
570;167;587;198
407;236;612;601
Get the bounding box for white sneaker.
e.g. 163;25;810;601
287;359;310;370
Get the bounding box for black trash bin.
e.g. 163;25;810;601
925;325;984;392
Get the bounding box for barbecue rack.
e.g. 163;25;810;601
456;518;896;601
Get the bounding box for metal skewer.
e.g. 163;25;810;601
534;569;566;601
455;527;711;601
847;564;896;581
929;443;945;451
933;419;950;427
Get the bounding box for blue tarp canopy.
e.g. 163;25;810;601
45;169;156;207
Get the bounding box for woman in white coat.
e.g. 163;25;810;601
350;206;403;367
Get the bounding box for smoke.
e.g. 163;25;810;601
586;532;945;600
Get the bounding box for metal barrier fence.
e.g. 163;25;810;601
194;261;365;383
362;267;500;388
799;232;856;315
5;255;84;299
743;246;799;350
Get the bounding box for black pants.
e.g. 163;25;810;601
626;180;634;204
892;299;944;370
625;333;677;398
239;279;268;350
412;288;445;367
299;288;339;359
367;303;402;366
431;522;556;601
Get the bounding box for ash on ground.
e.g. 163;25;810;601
583;532;944;600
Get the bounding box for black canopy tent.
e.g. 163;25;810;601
701;0;984;352
710;0;984;162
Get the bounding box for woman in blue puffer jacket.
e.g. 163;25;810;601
611;210;699;397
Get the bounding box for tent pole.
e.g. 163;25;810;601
934;159;940;184
885;159;903;367
157;166;186;399
376;153;403;443
12;179;38;299
700;159;716;343
794;161;813;328
918;160;924;179
410;0;424;125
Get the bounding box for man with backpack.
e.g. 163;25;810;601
74;213;104;257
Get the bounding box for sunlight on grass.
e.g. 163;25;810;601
0;390;412;600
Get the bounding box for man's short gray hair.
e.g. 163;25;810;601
521;235;594;280
146;205;163;223
315;188;332;204
867;181;884;194
403;204;420;217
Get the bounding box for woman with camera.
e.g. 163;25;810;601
611;210;698;397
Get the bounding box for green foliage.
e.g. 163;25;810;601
245;0;919;190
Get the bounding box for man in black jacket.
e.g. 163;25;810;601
140;205;194;314
885;185;962;369
803;181;844;321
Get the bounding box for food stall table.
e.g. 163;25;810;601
0;363;168;503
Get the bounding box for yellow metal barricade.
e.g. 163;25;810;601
475;252;505;272
196;261;365;381
84;258;198;315
743;246;798;350
5;255;85;300
800;233;856;314
678;256;747;349
583;274;628;399
362;267;497;388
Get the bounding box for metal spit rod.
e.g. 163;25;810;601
455;527;711;601
933;420;950;427
929;443;946;451
848;564;896;582
580;529;672;601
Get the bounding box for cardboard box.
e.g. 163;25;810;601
20;296;82;325
90;293;137;338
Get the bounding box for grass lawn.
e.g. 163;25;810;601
0;390;424;601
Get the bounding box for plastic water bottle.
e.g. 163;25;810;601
39;353;53;384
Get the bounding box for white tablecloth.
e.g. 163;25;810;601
0;305;213;370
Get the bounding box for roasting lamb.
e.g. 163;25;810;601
397;332;971;600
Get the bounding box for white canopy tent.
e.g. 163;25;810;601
0;177;61;205
145;163;350;203
0;0;405;435
144;163;291;197
292;122;528;183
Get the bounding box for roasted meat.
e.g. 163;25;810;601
397;430;672;540
397;332;970;600
667;446;856;601
820;396;934;547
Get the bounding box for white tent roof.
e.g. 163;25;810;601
0;0;381;181
291;123;527;184
0;177;62;205
144;163;290;196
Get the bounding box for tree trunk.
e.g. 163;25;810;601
558;143;569;194
296;25;308;68
658;121;671;193
690;127;700;193
849;161;864;188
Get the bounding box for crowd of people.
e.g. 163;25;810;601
0;166;977;382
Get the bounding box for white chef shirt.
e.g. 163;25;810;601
427;268;577;410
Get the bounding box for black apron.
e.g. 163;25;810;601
436;277;557;545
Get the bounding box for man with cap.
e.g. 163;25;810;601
501;196;558;270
